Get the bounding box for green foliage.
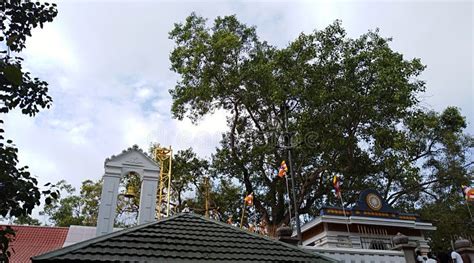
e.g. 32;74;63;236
147;145;240;221
172;148;209;209
420;198;474;252
168;13;473;234
44;195;84;227
0;136;41;217
208;178;242;222
0;3;58;257
0;0;57;115
0;2;57;254
80;179;102;226
12;214;41;226
0;226;15;263
41;180;102;227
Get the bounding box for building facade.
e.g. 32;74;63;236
300;189;436;262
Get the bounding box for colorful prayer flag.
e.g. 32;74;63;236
333;175;341;198
278;160;288;178
462;185;474;203
244;193;254;206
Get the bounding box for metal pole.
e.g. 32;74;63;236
240;201;247;229
205;177;210;218
284;103;302;245
285;175;292;225
339;193;352;246
166;146;172;217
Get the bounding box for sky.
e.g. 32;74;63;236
4;0;473;219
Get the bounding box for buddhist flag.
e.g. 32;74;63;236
462;185;474;203
244;193;254;206
333;175;341;198
278;161;288;178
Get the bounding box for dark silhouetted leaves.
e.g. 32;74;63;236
0;1;58;260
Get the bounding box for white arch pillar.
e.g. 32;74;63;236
96;145;159;236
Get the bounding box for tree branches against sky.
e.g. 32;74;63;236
5;0;472;199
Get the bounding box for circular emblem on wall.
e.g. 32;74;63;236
366;193;382;211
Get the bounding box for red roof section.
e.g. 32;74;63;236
2;225;69;263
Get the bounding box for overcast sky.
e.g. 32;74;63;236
4;0;473;215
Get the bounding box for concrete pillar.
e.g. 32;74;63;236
455;239;474;262
392;232;417;263
137;174;158;224
96;173;120;236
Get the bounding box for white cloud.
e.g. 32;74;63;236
23;23;79;74
135;87;154;101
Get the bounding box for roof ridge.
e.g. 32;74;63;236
33;213;337;262
179;213;337;261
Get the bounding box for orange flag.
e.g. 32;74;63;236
278;160;288;178
244;193;254;206
333;175;341;198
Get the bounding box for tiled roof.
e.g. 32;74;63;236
32;213;336;262
2;225;69;263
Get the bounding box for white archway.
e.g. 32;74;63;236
96;145;159;236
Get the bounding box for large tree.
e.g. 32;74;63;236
172;148;209;209
0;0;58;219
41;180;102;227
168;14;473;234
0;1;58;261
41;180;84;227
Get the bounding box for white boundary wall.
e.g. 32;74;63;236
305;246;406;263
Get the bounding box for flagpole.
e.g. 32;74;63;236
285;174;293;225
240;201;246;229
338;192;352;245
284;103;302;245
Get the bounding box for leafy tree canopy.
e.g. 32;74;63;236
168;13;473;240
0;0;58;218
41;180;102;227
0;2;57;260
12;214;41;226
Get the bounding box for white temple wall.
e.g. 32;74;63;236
305;247;406;263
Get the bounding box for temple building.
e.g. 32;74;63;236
300;189;436;262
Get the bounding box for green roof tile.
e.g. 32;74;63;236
32;213;337;263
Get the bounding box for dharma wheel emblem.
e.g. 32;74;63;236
366;193;382;211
